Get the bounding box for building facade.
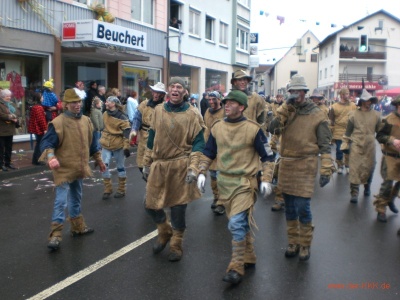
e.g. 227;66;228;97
0;0;167;141
316;10;400;100
168;0;251;96
266;30;320;97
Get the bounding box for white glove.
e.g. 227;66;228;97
260;182;273;196
197;174;206;193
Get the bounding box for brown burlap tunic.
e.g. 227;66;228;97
270;102;332;198
145;104;204;210
330;101;357;140
344;109;381;184
378;113;400;181
40;114;94;186
243;92;265;124
136;99;163;168
211;119;261;218
204;107;225;170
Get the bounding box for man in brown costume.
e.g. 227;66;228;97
373;95;400;223
231;69;265;125
203;91;226;215
268;74;334;261
269;94;285;212
329;88;357;174
310;89;329;116
142;77;205;262
129;82;166;177
100;96;131;200
340;89;381;203
40;89;106;250
197;90;275;285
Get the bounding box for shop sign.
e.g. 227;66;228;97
62;20;147;51
334;82;382;90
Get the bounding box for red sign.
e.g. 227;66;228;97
62;22;76;40
334;82;382;90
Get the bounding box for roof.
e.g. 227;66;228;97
315;9;400;49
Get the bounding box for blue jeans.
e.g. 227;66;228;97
52;180;83;224
92;131;101;150
283;193;312;224
145;204;187;230
228;211;249;242
101;148;126;178
335;139;343;161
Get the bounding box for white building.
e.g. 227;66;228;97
266;30;320;96
168;0;251;95
316;9;400;100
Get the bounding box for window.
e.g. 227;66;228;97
331;43;334;54
330;65;334;77
170;0;182;28
311;53;318;62
205;16;214;41
238;0;249;6
75;0;104;5
236;28;249;51
325;48;328;58
219;22;228;45
131;0;153;24
307;37;310;44
324;68;327;79
290;71;298;78
319;70;322;80
367;67;373;81
189;9;200;36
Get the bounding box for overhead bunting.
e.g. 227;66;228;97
260;10;341;29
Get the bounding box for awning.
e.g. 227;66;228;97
62;46;150;63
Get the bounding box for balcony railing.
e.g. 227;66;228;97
338;73;386;82
339;51;386;60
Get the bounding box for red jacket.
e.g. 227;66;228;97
28;105;47;135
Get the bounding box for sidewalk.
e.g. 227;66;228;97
0;150;46;181
0;146;138;181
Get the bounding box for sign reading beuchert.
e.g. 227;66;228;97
62;20;147;51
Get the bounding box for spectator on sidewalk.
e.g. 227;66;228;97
28;92;47;165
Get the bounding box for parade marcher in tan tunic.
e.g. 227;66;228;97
129;82;166;176
230;69;265;125
373;95;400;223
197;90;275;285
268;74;334;262
310;88;329;116
39;89;106;251
142;77;205;262
100;96;131;200
329;88;357;174
203;91;226;215
268;94;285;212
340;89;381;204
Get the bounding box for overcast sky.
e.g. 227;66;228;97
250;0;400;63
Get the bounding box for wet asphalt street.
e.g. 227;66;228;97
0;147;400;300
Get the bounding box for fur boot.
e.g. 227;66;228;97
244;232;256;268
102;178;113;200
285;220;300;257
153;221;173;254
168;229;184;262
69;215;94;237
223;240;246;284
114;177;126;198
299;222;314;261
48;222;63;250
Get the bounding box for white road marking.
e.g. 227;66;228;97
28;230;157;300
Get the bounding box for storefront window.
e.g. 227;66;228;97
205;70;227;93
64;62;106;89
121;65;161;102
0;54;48;136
